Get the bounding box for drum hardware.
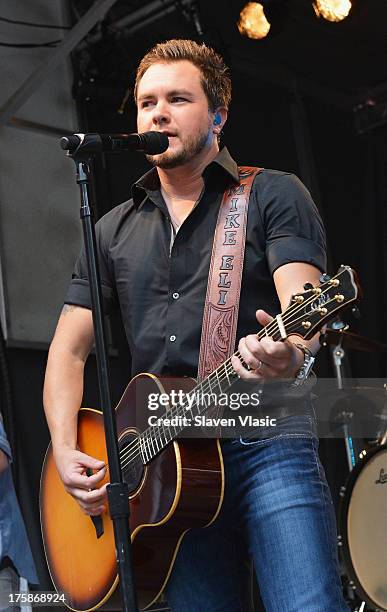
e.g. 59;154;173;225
341;572;367;611
380;393;387;446
324;326;361;609
323;320;387;611
324;329;387;353
329;331;356;469
326;388;387;440
323;320;387;470
338;444;387;611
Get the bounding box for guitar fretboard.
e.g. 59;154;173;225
119;266;357;470
137;321;283;463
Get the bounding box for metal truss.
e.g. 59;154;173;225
0;0;120;128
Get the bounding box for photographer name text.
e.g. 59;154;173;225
147;414;277;428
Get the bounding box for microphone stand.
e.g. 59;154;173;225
67;143;138;612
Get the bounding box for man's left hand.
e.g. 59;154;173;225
231;309;304;382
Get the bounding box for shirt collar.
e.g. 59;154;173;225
131;147;240;209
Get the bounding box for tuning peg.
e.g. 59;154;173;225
320;273;331;283
303;282;314;290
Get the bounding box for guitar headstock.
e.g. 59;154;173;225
283;265;361;340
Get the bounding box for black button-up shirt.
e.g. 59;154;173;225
66;148;326;378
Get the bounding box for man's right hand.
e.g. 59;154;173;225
44;305;106;516
53;447;108;516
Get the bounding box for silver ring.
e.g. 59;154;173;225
257;360;263;371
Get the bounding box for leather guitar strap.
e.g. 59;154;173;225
197;167;262;419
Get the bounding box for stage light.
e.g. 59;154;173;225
313;0;352;22
238;3;271;40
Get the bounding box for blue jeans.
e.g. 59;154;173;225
166;427;349;611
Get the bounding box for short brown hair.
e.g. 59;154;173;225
134;39;231;111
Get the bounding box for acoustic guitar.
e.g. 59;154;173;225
40;265;359;611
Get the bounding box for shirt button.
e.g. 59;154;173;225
172;292;180;300
169;335;176;342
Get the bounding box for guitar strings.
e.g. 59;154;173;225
118;280;347;473
119;286;344;474
119;279;340;463
119;292;340;476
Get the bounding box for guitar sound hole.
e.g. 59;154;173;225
119;432;144;494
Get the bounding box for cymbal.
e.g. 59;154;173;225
312;386;387;436
323;329;387;353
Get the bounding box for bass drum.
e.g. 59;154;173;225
339;444;387;611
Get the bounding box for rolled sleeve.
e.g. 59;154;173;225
267;236;326;274
65;277;116;314
258;172;327;275
65;219;117;315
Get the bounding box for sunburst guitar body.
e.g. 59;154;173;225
40;374;224;611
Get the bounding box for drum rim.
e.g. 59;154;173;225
338;443;387;611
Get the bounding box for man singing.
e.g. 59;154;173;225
44;39;349;611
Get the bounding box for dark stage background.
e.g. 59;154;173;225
1;0;387;608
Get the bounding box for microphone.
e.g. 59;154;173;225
60;131;169;155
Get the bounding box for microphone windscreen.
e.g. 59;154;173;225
60;134;81;150
141;131;169;155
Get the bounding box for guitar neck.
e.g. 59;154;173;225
137;319;284;464
137;265;360;463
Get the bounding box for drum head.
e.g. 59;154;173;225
340;445;387;611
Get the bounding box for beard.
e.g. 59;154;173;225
146;125;211;169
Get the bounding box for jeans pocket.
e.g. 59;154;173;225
237;414;316;446
238;432;285;446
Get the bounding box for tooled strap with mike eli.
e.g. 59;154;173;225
197;166;262;430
